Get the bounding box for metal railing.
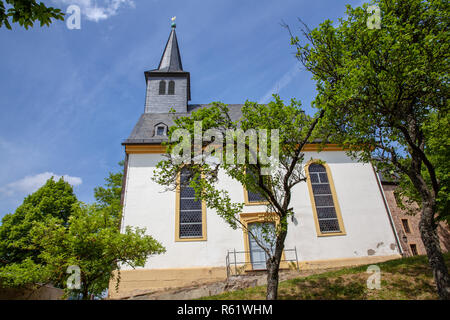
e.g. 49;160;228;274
225;247;300;279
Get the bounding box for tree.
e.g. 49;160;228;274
394;112;449;224
0;177;77;265
153;96;324;300
0;0;64;29
29;203;165;299
94;160;125;223
288;0;449;299
0;162;165;299
0;177;77;289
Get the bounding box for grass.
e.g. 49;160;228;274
201;253;450;300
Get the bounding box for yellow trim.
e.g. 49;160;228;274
298;254;401;270
125;143;346;154
305;160;346;237
109;254;402;298
242;166;270;206
301;144;346;152
175;170;207;242
109;267;227;299
239;212;289;271
125;144;167;154
243;186;269;206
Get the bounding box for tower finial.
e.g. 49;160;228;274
171;16;176;28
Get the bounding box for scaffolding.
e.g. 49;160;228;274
225;247;300;279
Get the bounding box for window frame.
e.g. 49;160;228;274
159;80;166;95
305;160;346;237
242;167;270;206
410;243;418;256
175;168;207;242
168;80;175;95
155;124;167;136
243;186;269;206
401;219;411;234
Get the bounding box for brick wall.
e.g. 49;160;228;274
381;183;450;257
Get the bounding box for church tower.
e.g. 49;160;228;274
114;20;403;299
144;21;191;113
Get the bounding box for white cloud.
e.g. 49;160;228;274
0;172;82;197
258;64;300;104
52;0;134;22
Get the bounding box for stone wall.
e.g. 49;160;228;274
0;284;64;300
381;183;450;256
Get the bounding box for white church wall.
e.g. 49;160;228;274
286;151;400;262
121;150;400;271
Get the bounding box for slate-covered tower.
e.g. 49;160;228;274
144;24;191;113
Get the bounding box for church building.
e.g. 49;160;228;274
110;23;402;298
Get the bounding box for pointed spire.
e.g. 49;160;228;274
157;24;183;72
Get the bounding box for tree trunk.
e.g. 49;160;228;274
266;257;280;300
419;201;450;300
82;283;90;300
266;231;286;300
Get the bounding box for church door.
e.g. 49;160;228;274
247;222;276;270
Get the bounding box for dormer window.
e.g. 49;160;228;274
159;80;166;95
168;80;175;95
155;123;168;136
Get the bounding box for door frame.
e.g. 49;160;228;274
239;212;289;271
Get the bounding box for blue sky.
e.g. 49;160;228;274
0;0;364;220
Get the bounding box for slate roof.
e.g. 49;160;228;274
144;26;191;100
155;27;183;73
123;104;245;145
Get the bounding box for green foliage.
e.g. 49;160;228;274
154;96;322;238
0;0;64;29
395;112;450;222
0;178;78;265
29;203;165;299
290;0;449;220
154;95;324;299
0;257;49;288
201;253;450;300
94;161;125;222
0;162;165;299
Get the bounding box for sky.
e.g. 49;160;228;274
0;0;365;220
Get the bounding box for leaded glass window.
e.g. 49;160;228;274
179;168;203;238
159;80;166;95
308;163;341;233
245;168;267;204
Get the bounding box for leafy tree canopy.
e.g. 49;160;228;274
94;161;124;222
290;0;448;219
154;96;324;299
0;177;77;265
288;0;449;299
0;162;165;299
29;203;165;299
0;0;64;29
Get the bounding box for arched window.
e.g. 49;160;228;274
159;80;166;95
176;167;206;241
306;162;346;236
168;80;175;95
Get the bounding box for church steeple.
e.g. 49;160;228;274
157;26;183;72
144;19;191;113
